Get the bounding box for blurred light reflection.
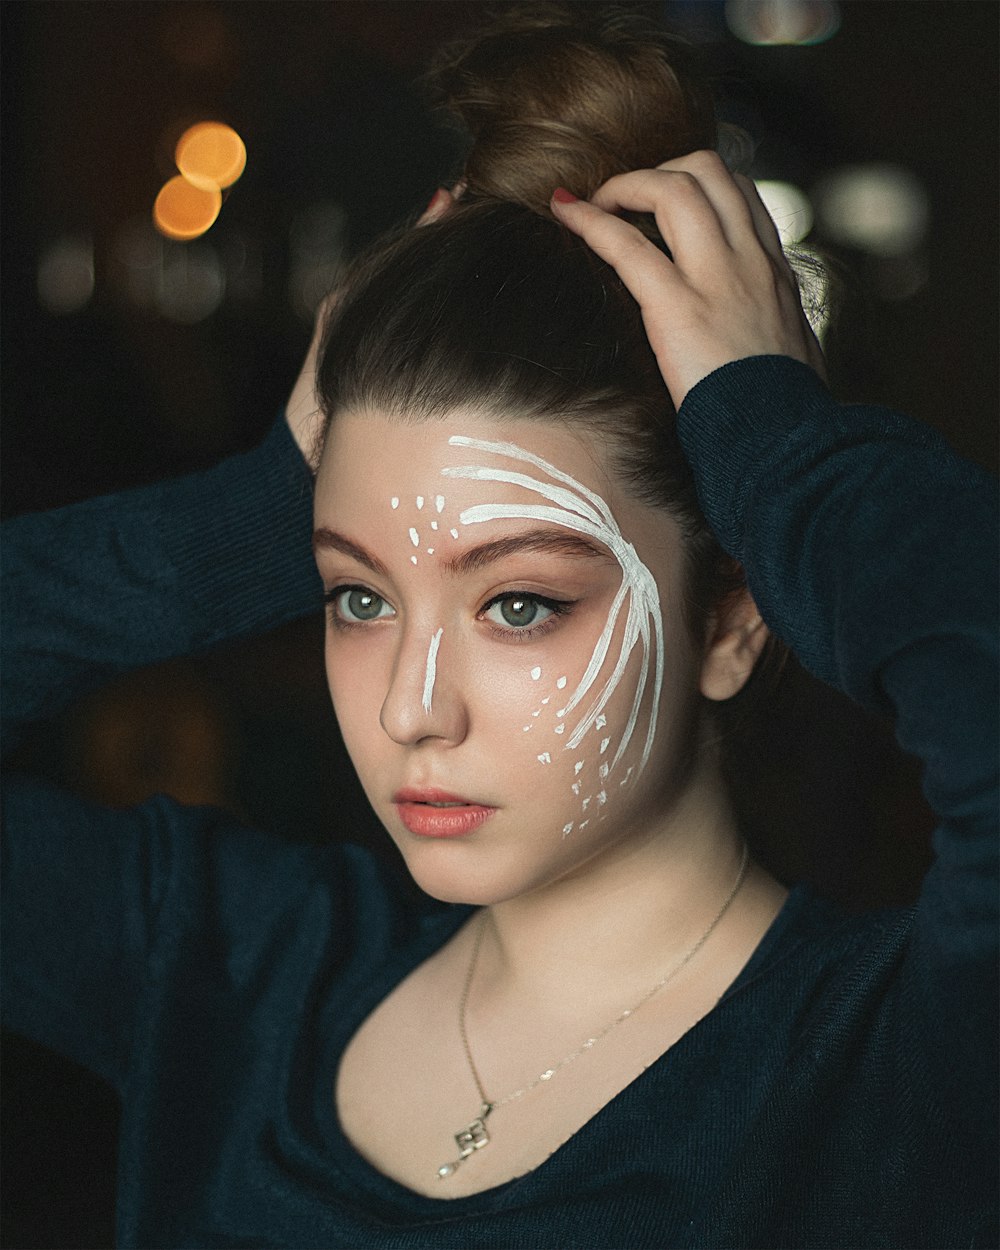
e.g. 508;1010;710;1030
175;122;246;191
37;235;95;314
726;0;841;46
813;163;929;257
755;180;813;244
288;202;347;321
154;175;222;241
115;218;225;321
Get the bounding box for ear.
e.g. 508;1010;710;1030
699;588;770;702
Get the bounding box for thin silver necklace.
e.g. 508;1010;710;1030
436;842;751;1179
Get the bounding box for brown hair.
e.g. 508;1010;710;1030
317;2;746;641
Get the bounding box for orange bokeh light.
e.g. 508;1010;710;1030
153;175;222;241
175;122;246;191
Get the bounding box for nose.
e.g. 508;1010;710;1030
379;625;468;747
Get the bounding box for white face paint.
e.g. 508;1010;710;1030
421;628;444;715
442;436;664;782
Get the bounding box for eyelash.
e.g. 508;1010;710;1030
324;584;393;632
323;585;574;642
478;591;573;643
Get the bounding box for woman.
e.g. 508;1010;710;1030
3;7;996;1247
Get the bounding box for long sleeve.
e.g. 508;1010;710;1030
677;356;998;1126
1;417;323;1082
2;417;320;754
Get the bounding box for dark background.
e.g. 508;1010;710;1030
2;2;997;1246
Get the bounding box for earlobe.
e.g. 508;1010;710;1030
699;593;770;702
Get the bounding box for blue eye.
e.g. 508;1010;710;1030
482;593;564;631
331;586;395;623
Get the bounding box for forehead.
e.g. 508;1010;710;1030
316;408;623;515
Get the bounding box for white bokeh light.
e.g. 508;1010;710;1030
755;180;814;245
813;163;929;258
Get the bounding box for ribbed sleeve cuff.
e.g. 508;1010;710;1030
162;417;322;648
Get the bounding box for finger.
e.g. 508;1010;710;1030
588;167;729;266
415;187;455;228
592;154;769;266
550;190;679;305
732;174;788;267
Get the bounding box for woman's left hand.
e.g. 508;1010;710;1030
551;151;825;410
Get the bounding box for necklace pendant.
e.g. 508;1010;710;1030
437;1103;493;1179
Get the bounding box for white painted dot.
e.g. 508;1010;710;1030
390;497;400;510
530;666;542;681
599;763;609;780
554;724;565;735
427;548;435;555
596;714;607;730
562;822;574;837
410;555;418;565
435;495;445;513
523;725;532;732
450;528;459;539
536;752;551;765
600;737;610;754
532;710;540;718
598;790;607;806
430;521;439;531
409;528;419;547
571;782;581;795
582;797;591;812
416;496;424;510
556;676;567;689
579;820;589;830
574;761;585;775
541;697;550;705
556;708;566;718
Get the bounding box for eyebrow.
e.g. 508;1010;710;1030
311;526;612;577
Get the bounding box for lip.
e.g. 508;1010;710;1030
393;788;497;839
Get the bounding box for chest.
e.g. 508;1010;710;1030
334;949;735;1199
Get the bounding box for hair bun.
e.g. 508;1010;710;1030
428;2;716;216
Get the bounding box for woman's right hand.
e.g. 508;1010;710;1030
550;151;825;411
284;185;462;467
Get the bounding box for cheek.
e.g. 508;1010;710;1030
324;636;386;757
487;621;657;839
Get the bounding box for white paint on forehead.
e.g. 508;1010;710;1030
391;497;400;510
449;528;460;540
409;528;419;547
557;676;567;689
410;555;418;565
435;495;446;513
421;628;444;715
416;496;424;510
443;436;664;779
430;521;439;531
530;666;542;680
536;752;551;764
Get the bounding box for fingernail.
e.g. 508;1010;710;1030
551;187;579;205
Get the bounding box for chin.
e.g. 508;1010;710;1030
395;838;543;908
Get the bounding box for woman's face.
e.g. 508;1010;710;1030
313;409;709;905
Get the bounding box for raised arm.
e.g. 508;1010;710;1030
2;417;320;757
553;153;998;1115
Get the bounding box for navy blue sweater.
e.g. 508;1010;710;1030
2;357;997;1248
